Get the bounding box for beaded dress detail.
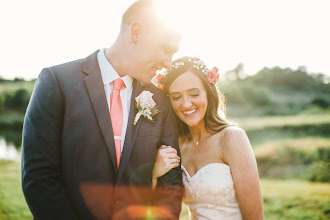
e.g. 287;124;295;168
182;163;242;220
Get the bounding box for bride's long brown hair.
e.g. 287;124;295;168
161;56;233;136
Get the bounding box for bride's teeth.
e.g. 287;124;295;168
184;109;196;114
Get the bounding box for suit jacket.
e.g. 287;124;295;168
21;51;183;220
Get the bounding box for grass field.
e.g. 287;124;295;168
261;179;330;220
0;160;32;220
1;160;329;220
1;114;329;219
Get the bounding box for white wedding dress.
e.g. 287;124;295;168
181;163;242;220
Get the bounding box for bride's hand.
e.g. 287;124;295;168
153;145;180;179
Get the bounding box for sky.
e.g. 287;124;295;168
1;0;329;80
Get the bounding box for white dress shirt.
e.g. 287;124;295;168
97;48;133;153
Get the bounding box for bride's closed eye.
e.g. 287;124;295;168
170;92;200;101
171;95;181;101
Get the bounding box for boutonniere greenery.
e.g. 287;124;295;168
133;90;159;125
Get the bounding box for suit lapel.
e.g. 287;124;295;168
83;51;118;174
117;79;144;182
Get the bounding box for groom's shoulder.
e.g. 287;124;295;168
41;50;98;84
38;58;86;86
48;58;85;75
47;50;99;75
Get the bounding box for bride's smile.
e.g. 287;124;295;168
169;70;208;128
183;108;197;116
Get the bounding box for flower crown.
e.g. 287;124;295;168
156;57;220;91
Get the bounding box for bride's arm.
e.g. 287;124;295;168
152;145;181;189
222;127;264;220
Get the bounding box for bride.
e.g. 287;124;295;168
152;57;263;220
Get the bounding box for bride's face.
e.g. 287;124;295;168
168;70;208;128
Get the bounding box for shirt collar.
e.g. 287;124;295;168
97;48;133;91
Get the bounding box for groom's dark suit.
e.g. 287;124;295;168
21;51;183;220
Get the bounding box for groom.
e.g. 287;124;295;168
21;0;183;219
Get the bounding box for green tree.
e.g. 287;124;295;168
5;89;30;112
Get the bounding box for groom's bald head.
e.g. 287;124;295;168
120;0;179;36
109;0;181;83
120;0;155;31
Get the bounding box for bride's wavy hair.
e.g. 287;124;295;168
161;56;233;136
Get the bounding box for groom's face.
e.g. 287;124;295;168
130;21;181;83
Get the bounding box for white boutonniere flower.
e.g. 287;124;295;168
133;91;159;125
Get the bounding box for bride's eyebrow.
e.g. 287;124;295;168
187;88;201;92
169;88;201;96
169;91;180;96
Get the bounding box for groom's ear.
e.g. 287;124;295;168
131;22;143;45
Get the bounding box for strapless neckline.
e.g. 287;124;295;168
181;163;230;179
181;162;242;219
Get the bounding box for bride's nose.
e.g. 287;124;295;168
182;96;192;108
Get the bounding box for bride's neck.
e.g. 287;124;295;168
188;124;209;143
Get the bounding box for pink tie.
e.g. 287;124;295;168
110;78;125;169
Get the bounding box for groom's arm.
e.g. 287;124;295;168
153;103;184;219
21;68;77;220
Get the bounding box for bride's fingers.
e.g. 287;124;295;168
169;162;180;169
159;145;170;149
164;161;180;171
157;148;179;157
167;158;180;165
156;148;172;157
165;152;180;158
162;149;178;156
159;145;177;154
160;153;180;161
158;146;176;154
160;145;173;149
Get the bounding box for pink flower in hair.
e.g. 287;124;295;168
156;73;165;91
156;73;163;84
206;67;219;84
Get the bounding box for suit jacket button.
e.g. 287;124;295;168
114;199;120;205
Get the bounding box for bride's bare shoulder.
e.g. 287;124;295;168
220;126;247;140
219;126;251;154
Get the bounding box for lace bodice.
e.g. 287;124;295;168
182;163;242;220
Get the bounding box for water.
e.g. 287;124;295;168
0;129;21;160
0;137;19;160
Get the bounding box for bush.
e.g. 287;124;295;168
300;105;329;115
4;89;30;113
219;66;330;117
312;97;330;109
220;83;271;107
305;161;330;182
254;134;330;182
0;95;4;111
0;76;6;82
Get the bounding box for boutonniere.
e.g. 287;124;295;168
133;91;159;125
